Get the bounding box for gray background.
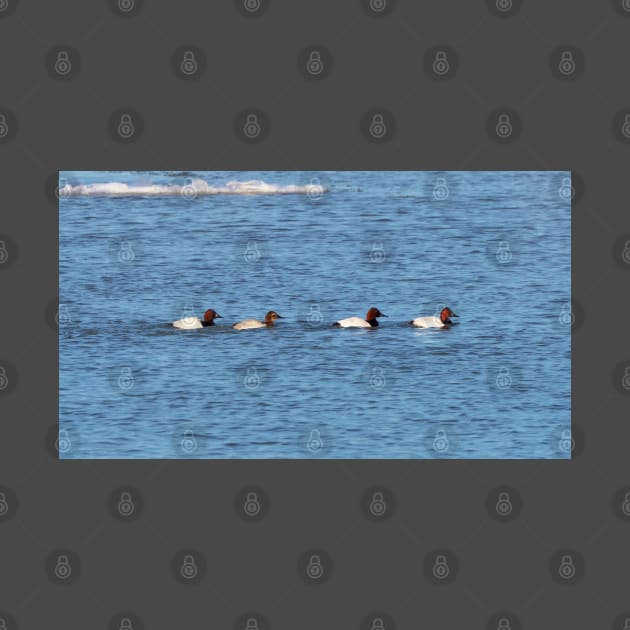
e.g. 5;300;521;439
1;0;630;628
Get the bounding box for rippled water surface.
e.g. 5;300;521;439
59;171;571;459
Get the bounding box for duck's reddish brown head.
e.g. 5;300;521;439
203;309;222;323
366;307;387;326
264;311;282;325
439;307;458;324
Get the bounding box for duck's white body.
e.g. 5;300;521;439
409;315;446;329
172;317;203;329
233;319;267;330
333;316;373;328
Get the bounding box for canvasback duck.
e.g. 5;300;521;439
172;309;222;329
232;311;282;330
409;307;458;329
332;307;387;328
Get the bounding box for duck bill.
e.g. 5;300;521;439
380;313;388;317
215;314;223;318
451;313;459;318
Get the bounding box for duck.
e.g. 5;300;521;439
332;307;386;328
172;309;222;329
409;307;458;328
232;311;282;330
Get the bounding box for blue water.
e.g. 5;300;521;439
59;171;571;459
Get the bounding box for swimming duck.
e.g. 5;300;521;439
409;307;458;328
232;311;282;330
172;309;222;329
332;307;386;328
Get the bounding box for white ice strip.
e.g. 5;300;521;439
59;179;328;197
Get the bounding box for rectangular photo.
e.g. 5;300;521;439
58;171;571;459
